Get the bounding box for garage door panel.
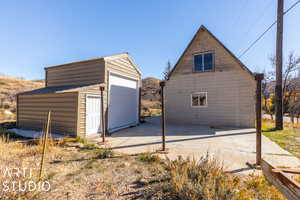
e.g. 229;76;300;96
108;73;138;131
109;74;137;88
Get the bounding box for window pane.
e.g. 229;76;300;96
194;55;203;72
192;95;199;106
204;53;213;71
199;93;207;106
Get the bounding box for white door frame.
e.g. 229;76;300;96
107;71;139;132
85;94;102;135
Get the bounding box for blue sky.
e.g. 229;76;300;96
0;0;299;80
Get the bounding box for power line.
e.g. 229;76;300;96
241;0;273;40
238;21;276;58
238;0;300;58
285;0;300;13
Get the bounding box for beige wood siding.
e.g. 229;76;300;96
166;71;256;127
166;28;256;128
106;56;140;80
173;29;244;75
18;92;78;136
46;59;105;87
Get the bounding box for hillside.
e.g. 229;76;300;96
0;75;44;121
141;77;161;102
141;77;161;116
0;75;160;120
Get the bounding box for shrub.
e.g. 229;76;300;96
137;153;160;163
144;155;286;200
75;136;88;144
295;175;300;184
163;155;238;200
95;148;114;159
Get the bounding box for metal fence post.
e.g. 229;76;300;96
100;85;105;143
255;73;264;165
160;81;166;151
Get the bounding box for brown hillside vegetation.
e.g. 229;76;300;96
0;75;160;120
141;77;161;116
141;77;160;102
0;75;44;121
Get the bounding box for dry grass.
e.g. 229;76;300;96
0;126;286;200
294;175;300;184
0;127;165;200
141;155;286;200
0;75;44;121
141;100;161;117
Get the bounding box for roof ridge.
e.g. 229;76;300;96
44;52;128;70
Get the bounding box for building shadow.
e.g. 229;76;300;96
110;130;255;150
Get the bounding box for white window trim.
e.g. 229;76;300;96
191;92;208;108
193;52;215;72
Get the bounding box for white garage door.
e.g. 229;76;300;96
108;73;139;132
86;95;102;135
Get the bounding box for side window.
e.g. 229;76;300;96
193;52;214;72
191;92;207;107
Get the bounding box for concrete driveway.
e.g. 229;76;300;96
96;117;300;174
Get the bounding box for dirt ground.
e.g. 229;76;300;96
0;137;166;200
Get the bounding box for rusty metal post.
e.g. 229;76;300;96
255;73;264;165
39;110;51;179
100;86;105;143
160;81;166;151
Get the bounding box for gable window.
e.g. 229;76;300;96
191;92;207;107
194;52;214;72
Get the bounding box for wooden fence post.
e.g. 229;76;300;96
255;73;264;165
160;81;166;151
100;85;105;143
39;110;51;179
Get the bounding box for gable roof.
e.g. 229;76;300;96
44;53;141;75
168;25;254;79
103;53;142;75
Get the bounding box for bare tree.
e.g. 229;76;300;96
288;98;300;124
262;70;275;119
269;51;300;114
163;61;173;80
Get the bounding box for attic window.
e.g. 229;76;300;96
194;52;214;72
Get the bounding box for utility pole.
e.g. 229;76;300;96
275;0;284;130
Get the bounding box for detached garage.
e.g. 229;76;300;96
17;53;141;137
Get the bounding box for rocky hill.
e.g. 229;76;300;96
0;75;44;121
141;77;161;101
141;77;161;113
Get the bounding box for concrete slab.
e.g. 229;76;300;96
9;128;66;139
92;117;300;174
